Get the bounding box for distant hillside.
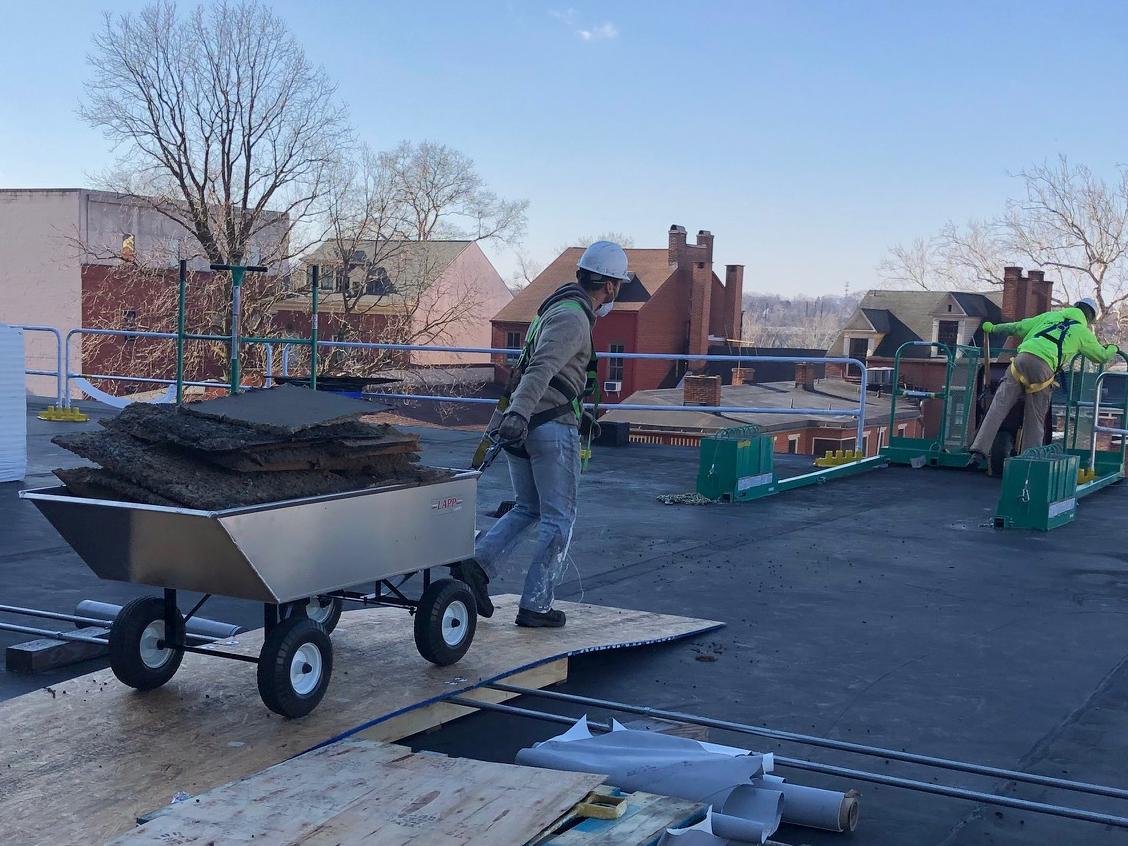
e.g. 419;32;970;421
741;292;861;348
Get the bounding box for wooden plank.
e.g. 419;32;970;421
134;658;569;825
535;789;706;846
355;657;569;742
104;741;605;846
5;626;109;673
0;597;720;846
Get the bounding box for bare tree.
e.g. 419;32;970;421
79;0;350;383
377;141;527;244
557;232;637;252
878;221;1009;292
879;157;1128;325
741;293;859;348
1005;157;1128;314
506;248;544;292
293;141;519;382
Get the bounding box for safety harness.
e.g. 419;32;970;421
1009;317;1079;394
471;298;599;470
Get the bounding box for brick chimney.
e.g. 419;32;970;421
683;375;721;407
668;224;687;265
794;363;815;391
1001;266;1054;322
696;230;714;264
688;259;713;370
723;265;744;340
731;367;753;385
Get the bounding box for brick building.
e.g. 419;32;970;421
490;225;743;402
289;240;511;367
0;188;288;397
826;268;1053;436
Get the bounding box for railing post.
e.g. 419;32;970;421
176;259;187;405
310;266;319;391
854;359;868;452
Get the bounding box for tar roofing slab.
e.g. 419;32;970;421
181;383;390;434
4;400;1128;846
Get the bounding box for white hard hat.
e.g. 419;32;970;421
577;240;630;281
1074;297;1099;320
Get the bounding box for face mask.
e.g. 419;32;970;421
595;280;620;317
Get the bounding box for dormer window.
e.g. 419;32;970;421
937;319;959;350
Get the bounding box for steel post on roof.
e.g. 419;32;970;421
14;325;63;408
483;682;1128;801
447;697;1128;830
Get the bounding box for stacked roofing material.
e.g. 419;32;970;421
50;384;447;510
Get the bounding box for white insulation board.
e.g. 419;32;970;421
0;326;26;482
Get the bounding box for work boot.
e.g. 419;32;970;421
965;450;987;470
515;607;566;628
450;558;493;618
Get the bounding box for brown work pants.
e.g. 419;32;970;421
969;351;1055;455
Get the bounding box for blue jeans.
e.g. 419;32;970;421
474;421;580;613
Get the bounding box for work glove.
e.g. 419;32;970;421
497;412;529;447
1107;344;1120;358
982;321;996;334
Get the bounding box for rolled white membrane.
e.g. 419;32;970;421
516;717;858;844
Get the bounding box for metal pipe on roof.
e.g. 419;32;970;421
0;604;109;628
448;697;1128;830
0;621;108;644
485;682;1128;802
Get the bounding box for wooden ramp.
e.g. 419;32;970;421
0;596;720;846
105;740;607;846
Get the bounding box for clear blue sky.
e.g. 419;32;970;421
3;0;1128;295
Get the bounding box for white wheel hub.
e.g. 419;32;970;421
139;621;172;669
306;597;333;624
441;600;469;647
290;642;323;696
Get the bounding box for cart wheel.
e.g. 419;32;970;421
257;617;333;718
109;596;186;691
303;595;343;633
414;578;477;667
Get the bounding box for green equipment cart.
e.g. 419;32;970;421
880;341;982;468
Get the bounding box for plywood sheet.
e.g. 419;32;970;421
0;597;720;846
105;741;605;846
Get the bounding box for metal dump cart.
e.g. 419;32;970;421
20;471;481;718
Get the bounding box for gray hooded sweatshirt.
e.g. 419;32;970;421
503;283;596;428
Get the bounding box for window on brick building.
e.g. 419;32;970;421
607;343;625;382
504;331;521;364
787;435;799;454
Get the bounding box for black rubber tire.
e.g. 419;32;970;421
990;429;1015;478
414;578;477;667
302;596;343;633
108;596;186;690
257;617;333;719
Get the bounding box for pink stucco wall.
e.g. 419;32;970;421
411;242;513;365
0;189;83;397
